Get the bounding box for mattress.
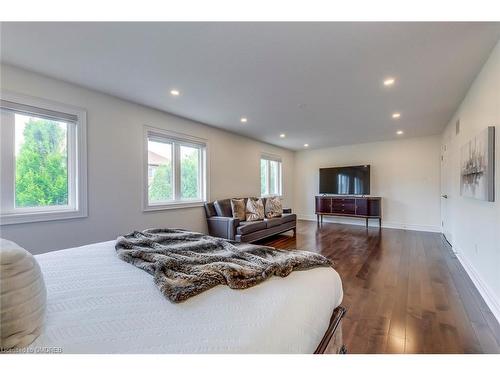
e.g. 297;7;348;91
29;241;343;353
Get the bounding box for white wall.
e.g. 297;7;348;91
0;64;294;254
441;40;500;320
293;136;442;231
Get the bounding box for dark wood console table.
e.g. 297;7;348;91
315;196;381;227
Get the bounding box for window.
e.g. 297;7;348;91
0;92;87;225
144;127;207;210
260;155;282;197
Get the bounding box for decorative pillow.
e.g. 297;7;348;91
231;198;246;220
246;198;265;221
265;196;283;218
0;239;46;351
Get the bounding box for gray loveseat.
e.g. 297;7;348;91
204;198;297;243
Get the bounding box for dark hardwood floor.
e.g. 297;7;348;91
259;220;500;354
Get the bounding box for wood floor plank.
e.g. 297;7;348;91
260;220;500;354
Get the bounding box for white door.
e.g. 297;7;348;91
440;142;453;247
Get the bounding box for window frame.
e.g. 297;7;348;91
0;91;88;225
260;154;283;197
143;126;209;211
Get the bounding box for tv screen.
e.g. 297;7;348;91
319;165;370;195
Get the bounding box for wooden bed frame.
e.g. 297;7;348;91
314;306;347;354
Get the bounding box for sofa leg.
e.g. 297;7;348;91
293;227;297;237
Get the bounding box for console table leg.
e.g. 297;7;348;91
366;218;368;228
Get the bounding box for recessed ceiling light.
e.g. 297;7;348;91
384;78;395;86
396;130;404;135
280;133;286;138
304;143;309;147
392;113;401;119
170;89;180;96
240;117;248;123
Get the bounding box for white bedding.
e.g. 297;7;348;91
29;241;343;353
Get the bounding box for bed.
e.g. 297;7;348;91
28;240;344;354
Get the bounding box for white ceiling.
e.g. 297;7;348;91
1;22;499;150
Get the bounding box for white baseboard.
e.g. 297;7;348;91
297;214;441;233
455;250;500;325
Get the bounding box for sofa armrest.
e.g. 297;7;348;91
206;216;240;240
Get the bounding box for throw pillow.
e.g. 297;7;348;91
246;198;265;221
231;198;246;220
0;239;46;350
265;196;283;218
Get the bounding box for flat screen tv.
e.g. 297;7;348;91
319;165;370;195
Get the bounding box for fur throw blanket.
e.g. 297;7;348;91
115;228;332;303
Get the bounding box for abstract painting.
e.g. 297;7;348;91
460;126;495;201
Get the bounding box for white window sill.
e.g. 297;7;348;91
143;200;206;212
1;209;87;225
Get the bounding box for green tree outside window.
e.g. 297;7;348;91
149;164;173;201
15;118;68;208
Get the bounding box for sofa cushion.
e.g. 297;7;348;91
214;199;233;217
204;202;217;218
230;199;246;220
264;217;283;228
236;220;296;243
281;213;296;223
246;198;265;221
264;196;283;218
236;220;266;235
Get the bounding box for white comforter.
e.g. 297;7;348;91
29;241;343;353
